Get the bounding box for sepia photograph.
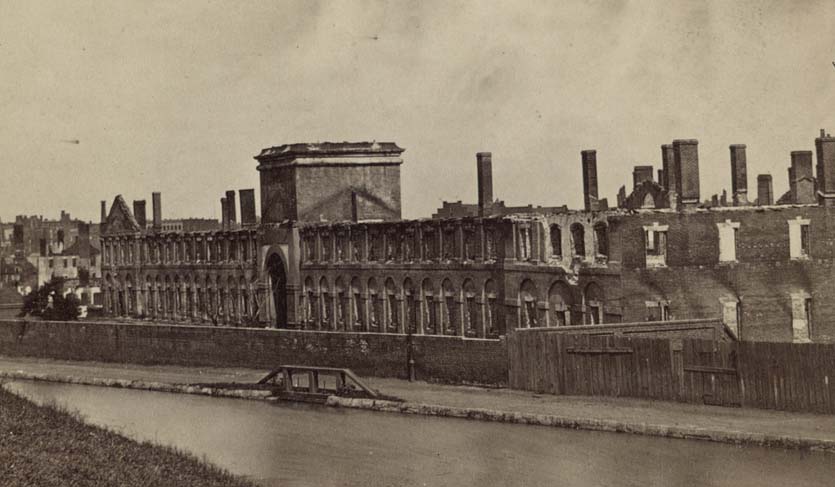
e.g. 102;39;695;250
2;1;835;486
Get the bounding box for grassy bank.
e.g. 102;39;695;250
0;385;257;487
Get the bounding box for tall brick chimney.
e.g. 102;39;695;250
632;165;653;189
581;150;599;212
815;130;835;207
757;174;773;206
39;238;47;257
133;200;147;229
658;169;665;188
100;200;107;223
239;189;257;226
729;144;749;206
152;192;162;230
476;152;493;217
673;139;700;209
350;191;359;223
662;144;678;207
220;197;229;229
791;150;815;204
225;190;237;225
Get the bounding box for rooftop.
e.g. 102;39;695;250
255;141;405;161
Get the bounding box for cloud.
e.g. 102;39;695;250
1;1;834;221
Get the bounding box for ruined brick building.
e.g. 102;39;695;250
100;131;835;343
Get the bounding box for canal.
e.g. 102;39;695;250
5;380;834;487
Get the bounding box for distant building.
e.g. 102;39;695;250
28;220;103;308
432;200;569;219
158;219;220;233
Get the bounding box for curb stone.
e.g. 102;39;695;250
0;371;272;400
324;396;835;453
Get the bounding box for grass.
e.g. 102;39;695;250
0;385;259;487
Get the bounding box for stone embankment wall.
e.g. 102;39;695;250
0;319;507;386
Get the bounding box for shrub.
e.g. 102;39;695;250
19;278;81;321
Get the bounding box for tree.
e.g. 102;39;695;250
20;278;81;321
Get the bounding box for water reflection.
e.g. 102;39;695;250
5;381;834;487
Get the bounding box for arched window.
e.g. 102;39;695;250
594;223;608;258
350;277;363;330
367;277;380;330
462;279;478;337
441;278;457;335
548;281;573;327
173;276;181;318
421;278;437;334
584;282;605;325
319;277;331;329
205;276;214;319
185;276;193;320
385;278;399;332
550;224;562;258
303;277;316;328
335;277;347;330
224;276;233;323
519;280;539;328
165;275;173;319
156;276;164;316
104;274;112;314
145;275;154;318
239;276;249;323
125;274;134;315
403;278;416;334
571;223;585;257
484;279;499;337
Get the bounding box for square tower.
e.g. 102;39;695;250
255;142;404;223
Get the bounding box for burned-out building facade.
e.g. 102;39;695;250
101;131;835;343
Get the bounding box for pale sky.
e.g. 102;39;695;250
2;0;834;222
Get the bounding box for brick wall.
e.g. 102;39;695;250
609;207;835;342
0;319;506;386
260;167;298;222
295;165;401;222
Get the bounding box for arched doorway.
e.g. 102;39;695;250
266;253;287;327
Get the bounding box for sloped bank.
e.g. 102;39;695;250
0;380;256;487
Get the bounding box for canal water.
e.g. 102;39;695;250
5;380;834;487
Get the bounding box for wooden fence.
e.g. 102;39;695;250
507;331;835;414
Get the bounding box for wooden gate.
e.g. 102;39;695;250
679;339;741;407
